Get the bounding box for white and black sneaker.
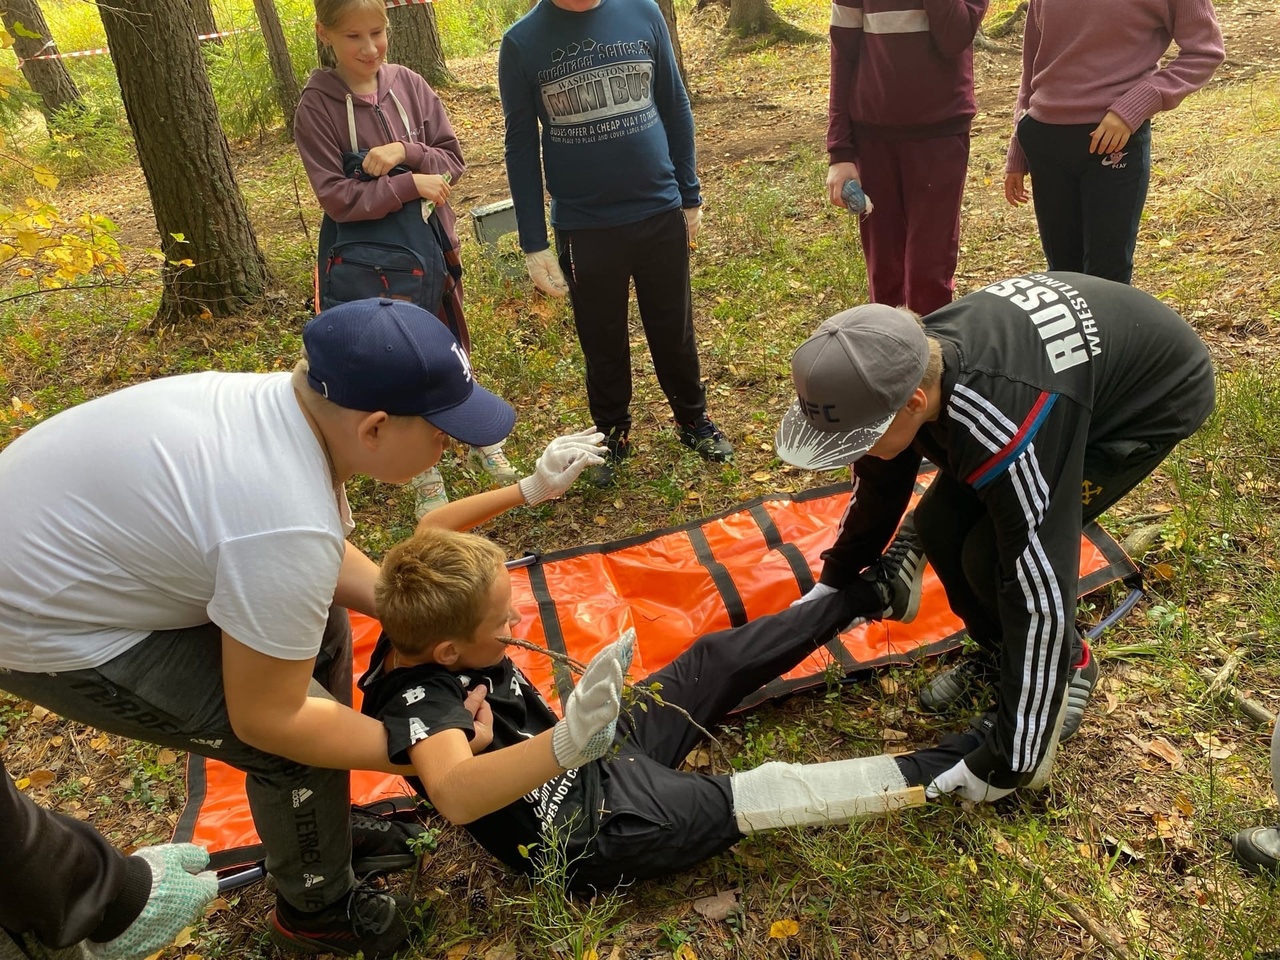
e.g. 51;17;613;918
861;517;926;623
1058;640;1099;743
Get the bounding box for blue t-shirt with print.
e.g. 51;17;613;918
498;0;701;250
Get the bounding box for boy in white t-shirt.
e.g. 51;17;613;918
0;298;602;959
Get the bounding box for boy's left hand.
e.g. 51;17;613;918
464;684;494;754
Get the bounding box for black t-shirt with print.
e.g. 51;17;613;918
358;632;601;874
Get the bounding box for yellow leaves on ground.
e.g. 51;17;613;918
671;944;697;960
768;918;800;939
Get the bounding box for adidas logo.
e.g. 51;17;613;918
190;737;223;749
291;788;314;808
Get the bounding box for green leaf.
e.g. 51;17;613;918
12;21;44;40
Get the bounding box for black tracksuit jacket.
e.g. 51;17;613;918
817;272;1214;786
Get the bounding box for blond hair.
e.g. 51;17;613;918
892;306;944;390
315;0;387;32
376;528;508;657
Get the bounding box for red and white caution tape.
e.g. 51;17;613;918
17;27;251;64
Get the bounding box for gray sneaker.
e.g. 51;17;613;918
918;655;995;713
862;519;926;622
1058;640;1099;743
1231;825;1280;875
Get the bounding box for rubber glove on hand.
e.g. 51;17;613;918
683;206;703;246
526;248;569;298
551;629;635;769
789;581;839;608
86;844;218;960
518;427;606;505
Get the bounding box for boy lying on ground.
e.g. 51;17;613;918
358;527;929;890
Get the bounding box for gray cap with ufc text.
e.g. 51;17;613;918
774;304;929;470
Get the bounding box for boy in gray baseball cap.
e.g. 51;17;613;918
778;273;1214;804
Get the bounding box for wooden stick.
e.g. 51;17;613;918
1197;666;1276;726
1201;650;1244;703
500;634;732;768
987;828;1132;959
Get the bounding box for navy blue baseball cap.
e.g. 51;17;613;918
303;298;515;447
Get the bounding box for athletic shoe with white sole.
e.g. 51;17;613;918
467;444;519;485
410;466;448;518
861;517;926;623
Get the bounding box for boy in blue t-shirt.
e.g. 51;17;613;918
498;0;732;485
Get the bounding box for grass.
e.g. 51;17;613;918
2;1;1280;958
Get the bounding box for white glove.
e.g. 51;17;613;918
525;248;568;297
683;206;703;246
925;759;1018;804
551;629;635;769
518;426;606;506
789;581;839;608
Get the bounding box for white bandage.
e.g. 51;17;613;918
730;754;919;833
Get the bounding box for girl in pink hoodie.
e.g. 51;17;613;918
1003;0;1223;284
296;0;518;516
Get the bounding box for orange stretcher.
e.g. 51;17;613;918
178;475;1139;877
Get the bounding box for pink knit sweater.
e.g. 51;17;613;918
1005;0;1224;174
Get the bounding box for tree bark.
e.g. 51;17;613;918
251;0;302;138
386;1;454;88
732;0;788;37
654;0;687;89
2;0;81;124
96;0;270;323
189;0;220;43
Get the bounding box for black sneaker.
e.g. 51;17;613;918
918;655;995;713
1058;640;1099;743
861;518;926;623
588;425;631;488
676;414;734;462
1231;825;1280;875
270;883;412;957
351;804;425;874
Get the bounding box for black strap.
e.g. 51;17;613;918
687;526;747;627
527;562;576;705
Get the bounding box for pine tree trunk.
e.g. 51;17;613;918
654;0;687;89
2;0;81;124
251;0;302;138
727;0;783;36
386;2;453;88
189;0;221;43
97;0;270;323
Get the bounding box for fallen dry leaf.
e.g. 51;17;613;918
27;769;56;790
673;944;697;960
482;943;517;960
157;748;178;766
1192;732;1233;759
880;728;909;741
693;887;741;922
769;919;800;939
1145;737;1185;770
